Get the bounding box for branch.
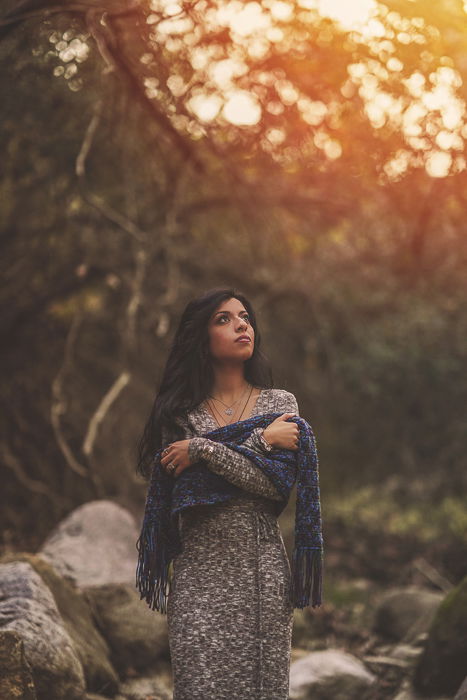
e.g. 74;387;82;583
82;371;131;456
75;99;148;243
412;556;454;593
50;311;89;478
0;1;204;171
124;248;147;352
0;1;140;39
86;8;204;172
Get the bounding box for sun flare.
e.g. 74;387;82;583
318;0;375;28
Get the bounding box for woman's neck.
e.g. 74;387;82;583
210;365;250;402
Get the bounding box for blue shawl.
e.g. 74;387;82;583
135;412;324;614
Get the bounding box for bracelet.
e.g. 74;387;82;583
258;429;274;452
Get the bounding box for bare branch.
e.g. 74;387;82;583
86;8;204;172
75;99;148;243
0;1;140;39
412;557;454;593
51;311;89;478
82;371;131;456
125;248;147;352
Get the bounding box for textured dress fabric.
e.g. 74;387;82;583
164;388;300;700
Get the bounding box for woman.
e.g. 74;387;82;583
136;287;302;700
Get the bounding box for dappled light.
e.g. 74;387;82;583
22;0;466;179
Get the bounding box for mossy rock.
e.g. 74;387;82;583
413;574;467;695
0;552;119;696
0;629;36;700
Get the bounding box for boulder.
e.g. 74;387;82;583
455;676;467;700
413;575;467;696
289;648;376;700
0;560;85;700
117;675;172;700
40;500;139;588
372;586;443;642
84;583;169;676
0;629;36;699
1;552;119;696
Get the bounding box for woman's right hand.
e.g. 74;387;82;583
262;413;299;451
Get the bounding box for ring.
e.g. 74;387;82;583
167;462;177;474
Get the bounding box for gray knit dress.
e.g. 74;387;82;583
164;388;299;700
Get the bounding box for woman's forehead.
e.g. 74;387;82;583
213;298;247;314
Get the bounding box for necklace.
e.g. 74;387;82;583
207;383;250;416
206;384;254;427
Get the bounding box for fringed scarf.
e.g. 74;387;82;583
135;412;324;614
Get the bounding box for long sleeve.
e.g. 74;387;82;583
188;436;283;501
188;391;300;502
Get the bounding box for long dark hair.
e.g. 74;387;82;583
135;287;274;478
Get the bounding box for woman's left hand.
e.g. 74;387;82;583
160;439;193;478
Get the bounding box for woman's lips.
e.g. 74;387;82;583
235;337;251;343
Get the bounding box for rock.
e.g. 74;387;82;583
0;560;85;700
372;586;443;642
289;648;376;700
413;575;467;696
40;500;139;588
84;583;169;676
455;676;467;700
0;629;37;699
117;675;172;700
1;552;119;696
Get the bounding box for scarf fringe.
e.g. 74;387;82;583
135;520;171;614
292;546;323;609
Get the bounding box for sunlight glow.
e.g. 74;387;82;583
426;151;453;178
146;0;467;177
189;93;223;122
318;0;375;29
223;91;261;125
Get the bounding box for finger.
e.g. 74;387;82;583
160;448;174;466
277;412;296;421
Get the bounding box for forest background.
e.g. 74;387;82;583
1;0;466;598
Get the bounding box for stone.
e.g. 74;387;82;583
84;583;169;676
413;575;467;696
117;675;172;700
0;629;37;699
454;676;467;700
289;648;376;700
0;560;85;700
40;500;139;588
0;552;119;696
372;586;444;642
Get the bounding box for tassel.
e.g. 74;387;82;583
135;518;173;614
292;546;323;609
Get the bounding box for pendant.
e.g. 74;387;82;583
225;408;234;415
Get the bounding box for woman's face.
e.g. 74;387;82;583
207;297;255;363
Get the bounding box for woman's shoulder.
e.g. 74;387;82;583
261;388;299;412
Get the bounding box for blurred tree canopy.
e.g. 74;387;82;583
1;0;466;550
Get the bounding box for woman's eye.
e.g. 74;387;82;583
217;313;249;323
